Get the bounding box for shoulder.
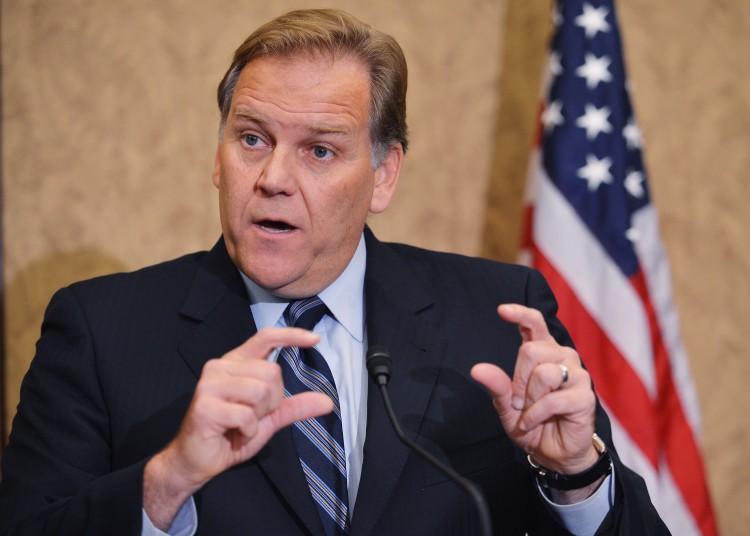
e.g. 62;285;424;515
373;238;545;305
374;238;570;345
58;249;210;314
380;239;535;286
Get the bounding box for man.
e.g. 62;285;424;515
0;9;667;535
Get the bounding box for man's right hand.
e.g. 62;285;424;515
143;327;334;530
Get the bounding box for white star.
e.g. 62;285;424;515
575;3;611;39
541;100;564;132
576;53;613;89
549;52;563;76
552;6;563;26
578;154;613;191
624;170;645;198
625;227;640;242
576;104;612;140
623;119;642;149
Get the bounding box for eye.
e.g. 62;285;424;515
242;134;261;147
311;145;334;160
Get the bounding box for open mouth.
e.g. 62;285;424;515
256;219;296;233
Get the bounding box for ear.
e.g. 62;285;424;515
369;143;404;214
211;147;221;189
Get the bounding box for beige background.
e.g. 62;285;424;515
2;1;748;534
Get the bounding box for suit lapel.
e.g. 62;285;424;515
177;237;255;377
350;229;446;536
177;238;324;536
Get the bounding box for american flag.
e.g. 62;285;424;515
519;1;718;534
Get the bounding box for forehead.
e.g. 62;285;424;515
229;52;372;131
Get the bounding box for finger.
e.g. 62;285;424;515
202;358;285;413
240;392;335;456
470;363;518;431
524;361;588;407
205;357;283;383
198;375;281;417
524;362;568;406
229;327;320;361
498;304;553;343
518;386;595;432
192;395;259;437
512;341;573;410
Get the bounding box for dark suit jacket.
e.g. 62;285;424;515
0;229;668;535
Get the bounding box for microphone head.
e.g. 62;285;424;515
366;345;392;384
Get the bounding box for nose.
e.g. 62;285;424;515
255;146;297;197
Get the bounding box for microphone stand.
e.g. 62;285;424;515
367;346;493;536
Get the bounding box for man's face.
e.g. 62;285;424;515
213;53;401;298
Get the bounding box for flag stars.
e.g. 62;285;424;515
578;154;613;191
552;6;563;27
625;170;645;198
576;53;613;89
623;119;642;149
576;104;612;139
625;226;640;242
542;100;564;132
575;3;611;39
548;51;563;77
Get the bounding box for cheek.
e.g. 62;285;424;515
220;167;256;217
218;186;239;225
323;176;373;230
349;172;376;214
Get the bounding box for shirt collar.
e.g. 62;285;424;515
239;234;366;342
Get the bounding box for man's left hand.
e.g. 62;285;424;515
471;304;599;489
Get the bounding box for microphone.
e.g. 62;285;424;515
366;345;492;536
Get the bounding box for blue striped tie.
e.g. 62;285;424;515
280;297;349;535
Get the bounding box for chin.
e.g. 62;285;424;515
229;238;332;297
238;256;309;295
244;263;294;289
227;237;296;282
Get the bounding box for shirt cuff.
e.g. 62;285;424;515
537;468;616;536
142;497;198;536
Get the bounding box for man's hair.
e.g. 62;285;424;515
217;9;408;162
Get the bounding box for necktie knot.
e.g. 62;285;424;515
284;296;328;331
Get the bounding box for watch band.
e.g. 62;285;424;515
527;433;613;491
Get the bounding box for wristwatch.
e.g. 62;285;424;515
527;433;613;490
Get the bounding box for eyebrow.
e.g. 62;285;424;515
232;111;267;127
231;110;353;137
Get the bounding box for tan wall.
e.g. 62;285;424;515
2;1;748;534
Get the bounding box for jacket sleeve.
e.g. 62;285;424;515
523;268;671;535
0;287;145;535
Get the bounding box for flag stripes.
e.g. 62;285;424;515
518;2;717;533
524;167;716;534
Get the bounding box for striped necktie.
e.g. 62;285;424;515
280;297;349;535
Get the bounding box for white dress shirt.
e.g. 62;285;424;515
245;233;369;509
143;234;613;535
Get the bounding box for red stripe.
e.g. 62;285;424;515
530;243;717;535
629;272;717;536
531;244;660;464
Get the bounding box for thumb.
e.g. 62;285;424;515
271;392;334;432
471;363;518;430
243;393;333;457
